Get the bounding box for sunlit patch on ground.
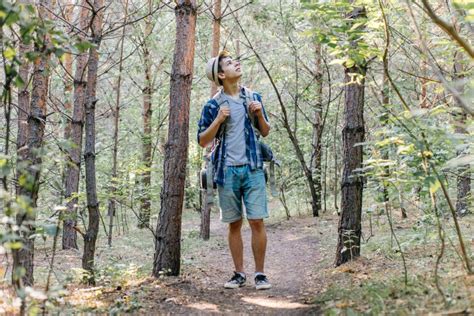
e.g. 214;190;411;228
241;296;308;309
67;286;108;309
187;301;220;312
0;288;21;314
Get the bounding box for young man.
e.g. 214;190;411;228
197;50;272;290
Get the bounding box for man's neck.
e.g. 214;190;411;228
222;80;240;98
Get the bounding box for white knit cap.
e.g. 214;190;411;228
205;50;231;86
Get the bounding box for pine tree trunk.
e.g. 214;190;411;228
200;0;221;240
12;0;52;287
60;2;74;202
63;1;90;250
333;99;340;214
138;2;153;228
334;4;366;267
210;0;221;97
16;0;31;183
153;0;197;277
311;42;323;217
335;63;366;266
82;0;104;283
453;32;470;216
108;0;129;244
62;4;74;145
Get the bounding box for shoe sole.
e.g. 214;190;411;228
256;284;272;290
224;283;245;289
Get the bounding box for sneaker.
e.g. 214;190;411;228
224;272;246;289
255;274;272;290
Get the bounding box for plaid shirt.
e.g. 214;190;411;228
197;86;269;186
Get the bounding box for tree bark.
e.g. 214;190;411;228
153;0;197;277
62;3;74;144
108;0;129;245
12;0;52;287
82;0;104;283
335;64;366;266
62;1;90;250
200;0;221;240
16;0;31;189
210;0;221;97
60;2;74;202
333;98;340;213
334;4;366;267
310;42;323;217
138;0;153;229
452;23;470;216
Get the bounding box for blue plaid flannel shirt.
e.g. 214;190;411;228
197;86;269;186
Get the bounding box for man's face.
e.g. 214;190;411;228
218;56;242;83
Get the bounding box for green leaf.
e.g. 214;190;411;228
14;75;25;88
43;224;58;236
429;179;441;194
74;40;93;53
345;58;355;68
6;241;23;250
329;58;346;65
3;47;16;60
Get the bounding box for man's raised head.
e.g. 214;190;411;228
206;50;237;86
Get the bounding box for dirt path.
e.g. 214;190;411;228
144;215;323;314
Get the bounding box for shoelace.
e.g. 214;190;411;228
231;273;245;282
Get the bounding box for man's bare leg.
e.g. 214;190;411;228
248;219;267;273
228;218;244;272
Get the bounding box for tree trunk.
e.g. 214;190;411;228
381;55;401;217
16;0;31;190
334;63;366;266
63;1;90;250
200;0;221;240
210;0;221;97
333;98;340;214
62;3;74;144
138;1;153;229
12;0;52;287
60;2;74;202
334;4;366;267
82;0;104;283
453;26;470;216
153;0;197;277
310;42;323;217
108;0;129;245
323;142;328;213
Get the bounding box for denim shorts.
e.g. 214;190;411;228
217;165;268;223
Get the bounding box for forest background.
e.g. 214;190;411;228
0;0;473;314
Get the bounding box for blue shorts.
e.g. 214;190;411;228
217;165;268;223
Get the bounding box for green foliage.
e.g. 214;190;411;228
301;0;381;67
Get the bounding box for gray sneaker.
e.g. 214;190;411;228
224;272;246;289
255;274;272;290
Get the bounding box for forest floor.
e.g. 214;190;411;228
1;201;474;315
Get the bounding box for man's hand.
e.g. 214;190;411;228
217;105;230;123
249;100;270;137
249;101;263;117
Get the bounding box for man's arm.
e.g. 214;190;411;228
198;105;230;147
256;113;270;137
249;100;271;137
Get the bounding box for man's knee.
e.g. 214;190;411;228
248;219;265;232
229;218;243;233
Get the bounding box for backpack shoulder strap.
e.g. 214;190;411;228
242;87;260;133
209;89;228;140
